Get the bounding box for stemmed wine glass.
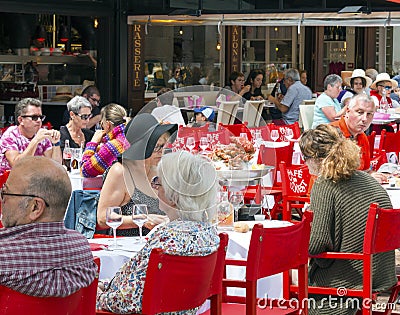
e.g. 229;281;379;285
0;116;6;127
186;136;196;153
199;137;208;153
8;116;14;126
106;207;123;250
285;129;294;141
229;191;244;222
270;129;279;142
132;204;148;243
239;132;248;140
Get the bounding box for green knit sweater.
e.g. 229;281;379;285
308;171;397;315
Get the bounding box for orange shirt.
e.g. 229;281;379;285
331;117;371;171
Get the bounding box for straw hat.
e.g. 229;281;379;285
370;72;399;90
340;71;352;87
51;86;73;102
344;69;372;88
74;80;96;96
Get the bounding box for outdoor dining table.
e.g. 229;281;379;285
89;219;291;299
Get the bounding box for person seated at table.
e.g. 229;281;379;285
299;124;396;315
0;98;62;175
330;94;387;183
0;156;97;297
81;103;130;178
97;113;177;236
97;150;219;313
267;68;312;125
312;74;347;128
370;72;400;109
224;71;251;97
60;95;94;152
242;69;265;101
337;69;372;105
189;106;216;131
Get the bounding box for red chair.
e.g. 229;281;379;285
198;128;231;145
97;233;229;315
0;257;100;315
291;203;400;315
222;211;313;315
279;162;311;222
266;122;301;141
379;129;400;153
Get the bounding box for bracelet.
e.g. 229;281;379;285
53;141;61;147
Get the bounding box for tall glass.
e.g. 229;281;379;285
132;204;148;243
106;207;123;250
199;137;208;153
229;191;244;222
186;136;195;153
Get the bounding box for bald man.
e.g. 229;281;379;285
0;156;97;297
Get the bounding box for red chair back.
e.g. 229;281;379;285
258;142;294;186
140;233;227;315
279;162;311;221
218;122;251;140
266;122;301;141
379;129;400;153
223;211;313;315
0;257;100;315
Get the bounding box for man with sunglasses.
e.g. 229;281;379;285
82;85;102;130
0;98;62;175
0;156;97;296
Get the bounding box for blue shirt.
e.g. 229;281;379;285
312;92;342;128
281;81;312;124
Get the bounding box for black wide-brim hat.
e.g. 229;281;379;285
123;113;178;160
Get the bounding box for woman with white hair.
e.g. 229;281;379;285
60;95;94;152
97;151;220;314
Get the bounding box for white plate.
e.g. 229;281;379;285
382;184;400;190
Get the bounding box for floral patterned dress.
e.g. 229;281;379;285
97;220;219;314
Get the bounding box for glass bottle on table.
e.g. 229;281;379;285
63;140;71;172
379;89;389;113
217;191;234;229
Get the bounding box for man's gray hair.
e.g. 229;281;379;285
285;68;300;81
67;95;92;113
324;74;342;90
14;98;42;125
348;93;375;109
157;151;218;222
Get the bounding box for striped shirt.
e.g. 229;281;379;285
0;221;97;297
81;123;130;178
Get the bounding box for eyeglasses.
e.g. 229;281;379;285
21;115;46;122
89;96;100;105
151;176;162;190
0;186;49;207
76;113;92;120
153;143;165;153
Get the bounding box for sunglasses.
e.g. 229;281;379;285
89;96;100;105
151;176;162;190
76;113;92;120
21;115;46;122
0;185;49;207
153;143;165;153
378;85;392;90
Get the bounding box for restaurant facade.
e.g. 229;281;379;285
0;0;400;119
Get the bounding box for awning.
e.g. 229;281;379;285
128;11;400;27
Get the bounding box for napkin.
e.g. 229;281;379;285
90;243;108;251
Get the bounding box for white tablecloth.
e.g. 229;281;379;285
383;185;400;208
90;220;291;299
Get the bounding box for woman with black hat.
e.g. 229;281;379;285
97;113;178;236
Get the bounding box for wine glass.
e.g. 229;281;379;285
262;195;272;221
0;116;6;127
106;207;123;250
7;116;14;126
229;191;244;222
270;129;279;142
199;137;208;153
186;136;196;153
132;204;148;243
285;129;294;141
95;122;102;131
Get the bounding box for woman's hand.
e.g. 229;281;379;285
91;130;105;143
144;214;169;230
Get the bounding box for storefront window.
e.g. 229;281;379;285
144;25;221;93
